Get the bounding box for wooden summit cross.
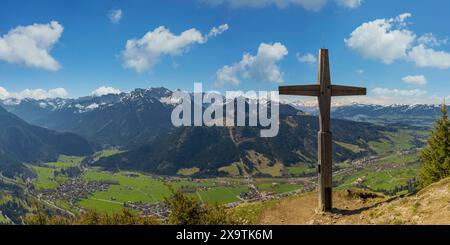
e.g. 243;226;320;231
279;49;366;212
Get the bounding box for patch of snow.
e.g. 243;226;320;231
2;98;21;105
85;103;99;110
38;102;48;108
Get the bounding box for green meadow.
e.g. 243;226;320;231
29;161;305;213
92;149;125;162
286;164;315;176
30;166;62;190
335;128;424;194
336;151;421;193
368;129;418;154
336;163;419;191
256;183;303;194
29;155;85;190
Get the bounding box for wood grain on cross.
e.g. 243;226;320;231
279;49;366;212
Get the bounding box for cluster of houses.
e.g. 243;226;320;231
351;156;378;168
238;184;270;201
41;178;112;208
124;201;170;219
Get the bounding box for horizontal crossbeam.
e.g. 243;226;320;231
279;84;366;97
331;85;366;96
279;85;320;96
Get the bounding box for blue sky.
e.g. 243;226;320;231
0;0;449;104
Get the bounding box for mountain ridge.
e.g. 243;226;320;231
95;113;390;176
0;106;94;177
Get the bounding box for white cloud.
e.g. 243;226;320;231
372;87;426;97
122;24;229;72
417;33;447;47
287;87;447;105
0;87;68;100
346;14;450;69
0;21;63;70
200;0;362;11
341;94;445;105
334;87;433;105
345;13;415;64
215;42;288;86
401;75;427;86
0;86;10;100
108;9;123;24
335;0;362;9
355;69;364;74
408;44;450;69
92;86;121;96
296;53;317;65
206;24;229;40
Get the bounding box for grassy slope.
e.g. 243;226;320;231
251;177;450;225
222;128;423;179
286;164;315;176
177;167;200;176
335;141;365;153
92;149;125;162
233;178;447;225
0;192;10;224
219;162;246;176
0;214;7;224
369;130;416;154
336;151;420;190
363;177;450;224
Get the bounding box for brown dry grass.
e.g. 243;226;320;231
259;178;450;225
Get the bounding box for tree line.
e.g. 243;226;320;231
419;103;450;187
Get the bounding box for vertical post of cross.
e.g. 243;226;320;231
317;49;332;212
278;48;366;213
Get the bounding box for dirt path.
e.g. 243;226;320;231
259;190;388;225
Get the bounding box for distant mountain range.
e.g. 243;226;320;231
289;102;443;126
1;88;175;148
0;87;436;177
3;90;442;133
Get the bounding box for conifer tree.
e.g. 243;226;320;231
419;102;450;187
